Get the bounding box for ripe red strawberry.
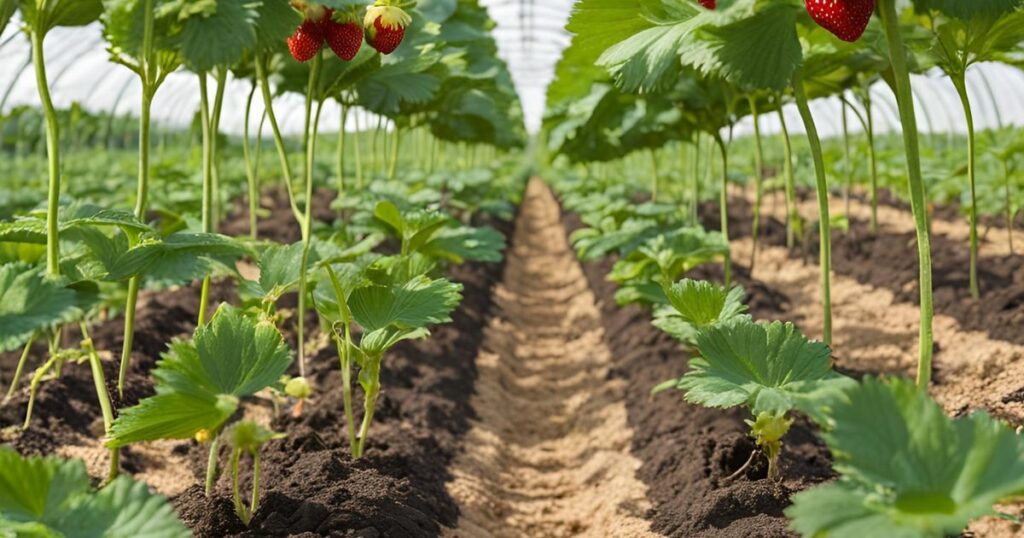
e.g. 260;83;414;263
804;0;875;42
698;0;715;9
288;20;324;62
364;5;411;55
322;16;363;61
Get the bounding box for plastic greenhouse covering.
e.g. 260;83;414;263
2;4;1024;136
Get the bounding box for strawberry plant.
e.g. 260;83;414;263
224;421;283;526
658;318;852;480
0;447;189;537
652;278;749;345
609;227;730;306
788;377;1024;537
107;304;292;495
314;258;461;456
912;0;1024;298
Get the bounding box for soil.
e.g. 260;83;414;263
704;186;1024;535
1;190;512;537
559;189;833;537
445;180;654;537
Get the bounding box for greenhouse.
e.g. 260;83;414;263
1;0;1024;537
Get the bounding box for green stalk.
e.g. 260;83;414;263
776;95;797;249
209;69;227;231
880;0;934;387
336;103;348;215
197;72;213;326
119;0;156;396
864;92;878;234
31;29;61;276
297;54;324;380
713;134;732;288
649;149;659;203
792;69;833;346
1002;158;1014;253
692;136;701;224
354;358;381;459
748;95;765;271
387;125;400;180
325;265;357;453
80;322;119;483
2;334;35;405
243;80;259;239
841;98;852;220
230;448;247;524
951;74;980;299
354;111;364;189
204;430;220;496
254;53;304;227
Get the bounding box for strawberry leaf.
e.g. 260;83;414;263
0;263;78;352
653;279;749;344
788;377;1024;538
0;447;189;537
178;0;257;72
676;319;849;416
108;305;292;446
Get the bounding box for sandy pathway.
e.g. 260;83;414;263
445;180;656;538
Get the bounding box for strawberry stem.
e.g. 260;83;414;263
879;0;935;387
792;68;833;346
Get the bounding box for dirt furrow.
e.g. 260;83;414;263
445;180;656;538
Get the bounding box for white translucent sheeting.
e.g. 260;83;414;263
0;19;387;135
733;63;1024;141
479;0;574;133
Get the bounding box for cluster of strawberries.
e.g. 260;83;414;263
287;1;412;63
696;0;875;43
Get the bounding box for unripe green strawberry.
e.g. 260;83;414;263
364;4;411;55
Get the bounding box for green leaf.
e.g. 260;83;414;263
349;276;462;333
677;318;847;415
108;305;292;446
1;0;15;36
0;263;78;352
225;421;282;455
684;4;802;91
665;279;748;328
788;376;1024;538
179;0;257;71
253;0;301;52
0;447;189;537
423;225;506;263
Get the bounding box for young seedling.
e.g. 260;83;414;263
225;421;284;526
652;278;748;345
660;318;852;480
314;255;462;457
609;227;730;306
788;376;1024;537
373;201;506;263
0;447;189;537
107;305;292;496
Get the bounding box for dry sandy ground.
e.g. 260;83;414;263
746;189;1024;537
445;180;656;538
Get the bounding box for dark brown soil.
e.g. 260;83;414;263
703;194;1024;350
1;191;512;537
561;211;834;538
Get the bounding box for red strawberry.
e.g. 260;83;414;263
804;0;875;42
698;0;715;9
364;5;411;55
288;20;324;62
322;16;363;61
